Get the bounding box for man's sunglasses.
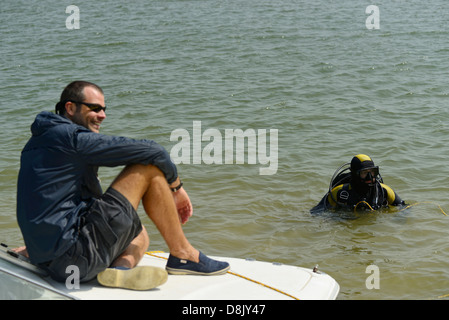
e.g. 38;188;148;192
70;101;107;113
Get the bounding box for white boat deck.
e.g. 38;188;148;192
0;247;339;300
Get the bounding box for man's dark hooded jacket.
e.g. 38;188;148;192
17;111;177;264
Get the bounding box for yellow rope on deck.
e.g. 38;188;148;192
225;270;300;300
145;251;300;300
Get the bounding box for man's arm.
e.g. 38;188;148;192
76;130;178;184
381;183;406;206
327;184;344;208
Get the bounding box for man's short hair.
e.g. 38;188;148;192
55;81;104;115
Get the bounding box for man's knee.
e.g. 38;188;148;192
111;164;165;208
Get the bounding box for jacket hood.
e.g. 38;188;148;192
31;111;73;136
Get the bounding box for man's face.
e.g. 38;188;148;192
66;86;106;133
359;168;378;184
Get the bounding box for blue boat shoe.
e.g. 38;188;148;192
166;252;230;275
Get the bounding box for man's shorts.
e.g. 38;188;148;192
41;187;143;282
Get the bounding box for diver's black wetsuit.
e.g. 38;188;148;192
311;180;405;214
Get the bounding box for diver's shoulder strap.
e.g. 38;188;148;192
328;183;351;206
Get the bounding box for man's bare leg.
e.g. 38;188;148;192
110;226;149;268
110;164;199;267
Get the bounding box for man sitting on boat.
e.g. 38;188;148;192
16;81;229;291
310;154;406;214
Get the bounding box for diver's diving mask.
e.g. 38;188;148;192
358;167;379;184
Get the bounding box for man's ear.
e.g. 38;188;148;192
65;101;76;117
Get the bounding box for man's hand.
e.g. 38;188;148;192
172;187;193;224
11;246;29;258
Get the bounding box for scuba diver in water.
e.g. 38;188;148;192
311;154;406;214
